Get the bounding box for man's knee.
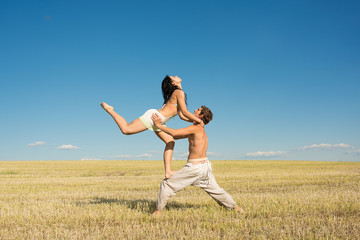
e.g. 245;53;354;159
161;179;171;190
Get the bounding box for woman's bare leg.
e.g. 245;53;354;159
101;102;147;135
155;131;176;179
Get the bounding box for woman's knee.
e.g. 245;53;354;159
120;128;132;135
165;140;175;150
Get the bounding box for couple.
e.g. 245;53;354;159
101;75;244;215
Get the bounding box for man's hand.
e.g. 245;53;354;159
151;113;162;126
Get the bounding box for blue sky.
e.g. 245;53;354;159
1;0;359;161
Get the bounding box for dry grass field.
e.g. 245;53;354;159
0;160;359;239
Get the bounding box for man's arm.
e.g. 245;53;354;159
152;113;197;139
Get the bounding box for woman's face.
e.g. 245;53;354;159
170;76;182;87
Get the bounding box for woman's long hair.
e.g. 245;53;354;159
161;75;187;105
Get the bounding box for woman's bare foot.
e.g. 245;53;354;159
165;170;177;179
152;210;161;217
100;102;114;113
235;206;245;213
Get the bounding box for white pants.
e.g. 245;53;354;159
156;161;238;211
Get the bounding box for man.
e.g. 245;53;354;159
151;106;244;216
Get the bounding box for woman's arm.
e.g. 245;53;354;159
178;111;192;122
175;90;203;125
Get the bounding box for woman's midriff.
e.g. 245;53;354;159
158;106;177;118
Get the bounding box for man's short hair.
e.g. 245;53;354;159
200;105;213;125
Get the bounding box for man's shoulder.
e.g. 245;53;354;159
182;124;198;133
190;124;205;133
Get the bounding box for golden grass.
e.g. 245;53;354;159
0;160;359;239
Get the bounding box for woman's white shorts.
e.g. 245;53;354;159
139;109;169;132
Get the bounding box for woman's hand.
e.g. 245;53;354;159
194;119;204;127
199;120;204;127
199;120;205;127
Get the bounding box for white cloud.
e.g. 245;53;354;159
135;153;152;158
80;157;102;161
177;152;189;157
147;150;162;155
207;152;221;157
346;148;360;155
110;154;132;159
28;141;46;147
109;152;156;159
172;152;188;160
302;143;353;150
136;153;152;158
57;145;80;150
246;151;286;157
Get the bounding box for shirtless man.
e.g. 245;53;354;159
151;106;244;216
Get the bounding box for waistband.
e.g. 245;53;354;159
187;157;208;163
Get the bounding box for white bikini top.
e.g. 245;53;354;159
162;102;178;119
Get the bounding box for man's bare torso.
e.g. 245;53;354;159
187;125;208;160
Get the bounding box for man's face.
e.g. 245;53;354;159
193;107;203;117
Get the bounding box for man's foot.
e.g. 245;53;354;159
235;206;245;213
151;210;161;217
100;102;114;113
165;170;177;179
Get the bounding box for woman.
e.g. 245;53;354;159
100;75;203;178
